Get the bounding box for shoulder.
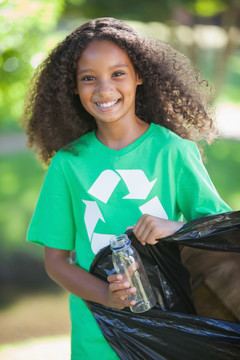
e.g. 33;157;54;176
150;123;199;156
50;131;95;169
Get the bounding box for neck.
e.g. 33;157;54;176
95;117;149;150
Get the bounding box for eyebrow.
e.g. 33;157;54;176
77;64;129;76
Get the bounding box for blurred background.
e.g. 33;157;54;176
0;0;239;358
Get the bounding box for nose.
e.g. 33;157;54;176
96;79;113;96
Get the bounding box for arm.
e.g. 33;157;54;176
132;215;184;245
133;140;230;246
44;247;136;309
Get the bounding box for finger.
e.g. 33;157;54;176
116;287;137;300
126;226;134;230
132;216;144;234
140;225;155;243
114;298;136;310
144;227;160;245
133;214;150;239
109;280;132;293
133;225;149;245
133;222;145;240
137;224;152;243
133;230;146;245
132;231;146;245
120;298;136;308
145;232;158;245
149;228;159;244
107;274;123;283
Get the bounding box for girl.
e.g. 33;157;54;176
23;17;231;360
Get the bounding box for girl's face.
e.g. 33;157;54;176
75;40;142;127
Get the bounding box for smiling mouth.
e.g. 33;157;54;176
96;99;120;108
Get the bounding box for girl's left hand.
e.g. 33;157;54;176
131;215;184;246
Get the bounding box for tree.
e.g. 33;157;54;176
65;0;173;22
0;0;64;131
176;0;240;97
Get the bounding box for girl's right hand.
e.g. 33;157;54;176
106;274;136;309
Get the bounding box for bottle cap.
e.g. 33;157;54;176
110;234;131;250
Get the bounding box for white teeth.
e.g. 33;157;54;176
97;100;118;108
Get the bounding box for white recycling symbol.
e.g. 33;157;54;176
83;169;168;254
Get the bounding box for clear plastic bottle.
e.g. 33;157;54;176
110;234;156;313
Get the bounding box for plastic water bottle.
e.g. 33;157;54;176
110;234;156;313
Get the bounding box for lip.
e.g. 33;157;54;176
95;99;121;111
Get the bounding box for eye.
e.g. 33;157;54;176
112;71;125;78
81;75;95;81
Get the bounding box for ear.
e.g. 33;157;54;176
136;74;143;85
74;88;79;95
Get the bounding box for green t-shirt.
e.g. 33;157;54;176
27;123;230;359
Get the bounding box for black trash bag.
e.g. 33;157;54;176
87;211;240;360
89;304;240;360
157;210;240;252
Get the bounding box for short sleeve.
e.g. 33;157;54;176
176;141;231;222
27;154;75;250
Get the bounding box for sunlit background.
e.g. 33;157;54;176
0;0;240;358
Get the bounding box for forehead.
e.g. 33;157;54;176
78;40;133;67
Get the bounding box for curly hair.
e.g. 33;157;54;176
22;17;216;164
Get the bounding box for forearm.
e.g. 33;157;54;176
44;247;109;306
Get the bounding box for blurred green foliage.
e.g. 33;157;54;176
0;0;239;132
181;0;227;17
0;0;65;132
0;151;45;257
66;0;172;21
203;140;240;210
65;0;235;21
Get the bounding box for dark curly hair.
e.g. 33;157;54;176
22;17;216;164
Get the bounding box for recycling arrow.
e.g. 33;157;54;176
82;200;105;240
83;169;168;254
88;170;121;203
139;196;168;219
116;169;157;199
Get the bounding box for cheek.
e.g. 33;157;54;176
123;81;138;99
78;89;96;116
78;88;91;106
